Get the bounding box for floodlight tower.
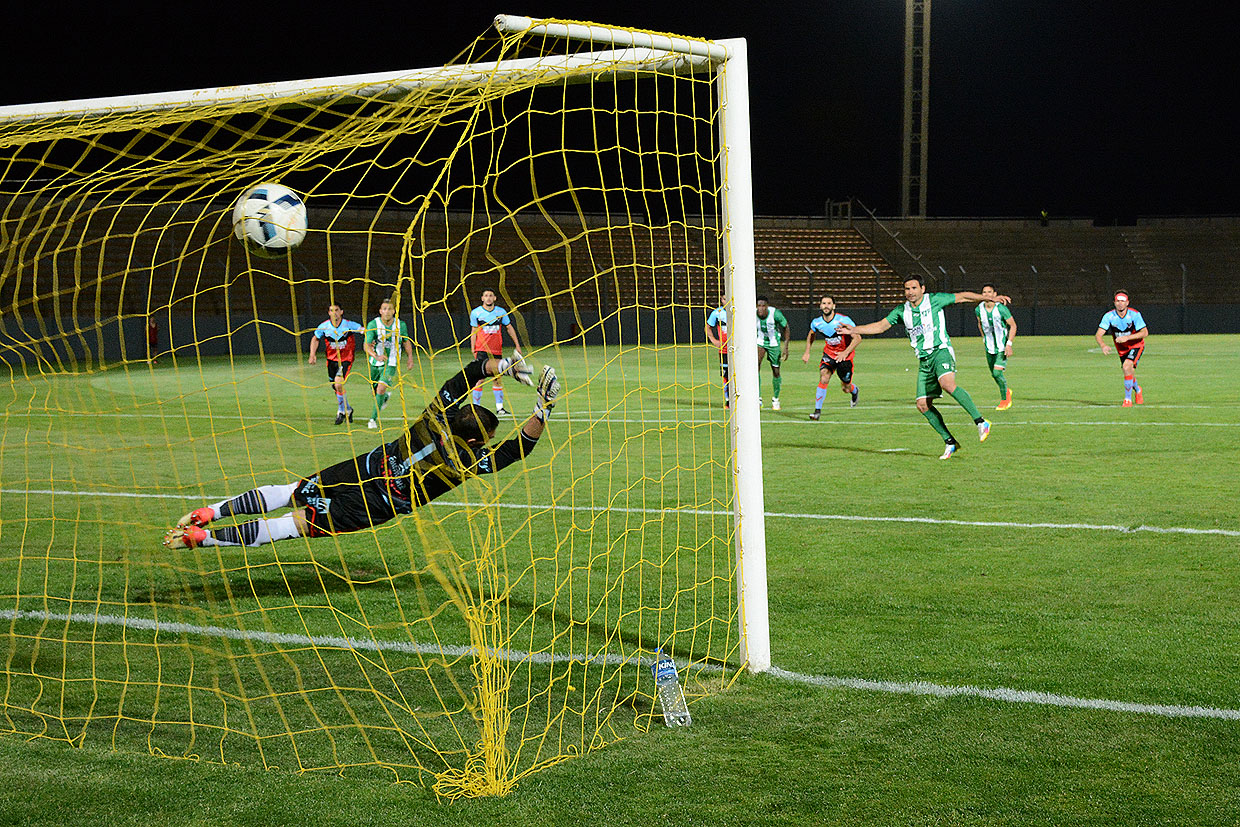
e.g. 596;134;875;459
901;0;930;218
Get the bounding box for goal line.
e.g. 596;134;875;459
4;608;1236;722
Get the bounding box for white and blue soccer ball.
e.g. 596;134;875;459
231;183;308;257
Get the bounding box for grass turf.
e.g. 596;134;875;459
2;333;1239;824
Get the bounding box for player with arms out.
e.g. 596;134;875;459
307;303;365;424
975;284;1017;410
704;298;730;408
470;289;523;416
364;298;415;429
1095;290;1148;406
755;296;790;410
839;275;1010;459
801;295;860;419
163;357;561;549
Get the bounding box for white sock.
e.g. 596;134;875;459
203;512;302;547
207;482;298;521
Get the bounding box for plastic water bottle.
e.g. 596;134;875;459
650;650;691;727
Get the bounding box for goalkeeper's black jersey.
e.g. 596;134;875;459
309;360;536;531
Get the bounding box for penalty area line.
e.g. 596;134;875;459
2;608;1237;722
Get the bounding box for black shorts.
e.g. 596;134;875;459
1118;343;1144;367
819;356;854;385
327;359;353;383
293;452;395;537
474;351;502;362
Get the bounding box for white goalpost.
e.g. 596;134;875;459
492;15;772;674
0;12;771;796
0;15;772;672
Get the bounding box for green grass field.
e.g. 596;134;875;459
2;333;1239;825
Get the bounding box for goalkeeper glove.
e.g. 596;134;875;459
533;365;560;422
496;354;534;386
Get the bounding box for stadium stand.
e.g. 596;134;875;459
7;194;1240;352
855;216;1240;306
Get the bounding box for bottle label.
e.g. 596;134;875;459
651;656;678;685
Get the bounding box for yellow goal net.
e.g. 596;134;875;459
0;17;761;797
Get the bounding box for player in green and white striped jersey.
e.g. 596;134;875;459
755;296;790;409
839;275;1011;459
975;284;1017;410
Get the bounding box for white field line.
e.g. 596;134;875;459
763;667;1240;721
595;402;1230;409
2;607;1237;722
3;488;1239;537
3;410;1239;427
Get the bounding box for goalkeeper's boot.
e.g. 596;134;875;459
177;507;214;528
163;525;207;549
1134;387;1144;405
978;419;991;442
496;405;509;417
346;406;354;423
334;411;346;425
939;441;959;460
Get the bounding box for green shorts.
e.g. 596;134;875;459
986;351;1008;371
916;346;957;400
760;344;783;366
369;363;398;387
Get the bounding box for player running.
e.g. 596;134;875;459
364;298;415;429
755;296;789;410
1095;290;1148;406
470;289;523;416
838;275;1010;459
163;357;560;549
801;295;860;419
307;304;365;424
975;284;1017;410
704;299;730;408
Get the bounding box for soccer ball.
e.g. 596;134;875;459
231;183;308;258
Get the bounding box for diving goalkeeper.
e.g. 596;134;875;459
163;357;560;549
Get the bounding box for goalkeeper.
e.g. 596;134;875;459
163;357;560;549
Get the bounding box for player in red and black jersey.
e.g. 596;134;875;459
308;304;365;424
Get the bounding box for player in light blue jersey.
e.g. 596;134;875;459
801;296;859;419
307;304;365;424
1094;290;1148;406
469;289;523;416
705;301;730;408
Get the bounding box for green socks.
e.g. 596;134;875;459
948;386;983;421
772;373;782;400
372;392;390;420
921;405;954;442
992;369;1007;400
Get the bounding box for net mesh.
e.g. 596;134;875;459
0;21;740;796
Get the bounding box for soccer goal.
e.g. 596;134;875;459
0;15;768;797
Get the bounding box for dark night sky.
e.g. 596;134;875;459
5;1;1237;219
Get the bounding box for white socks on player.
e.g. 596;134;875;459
202;513;302;548
207;482;298;521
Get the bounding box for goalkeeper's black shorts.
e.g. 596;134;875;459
293;453;396;537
